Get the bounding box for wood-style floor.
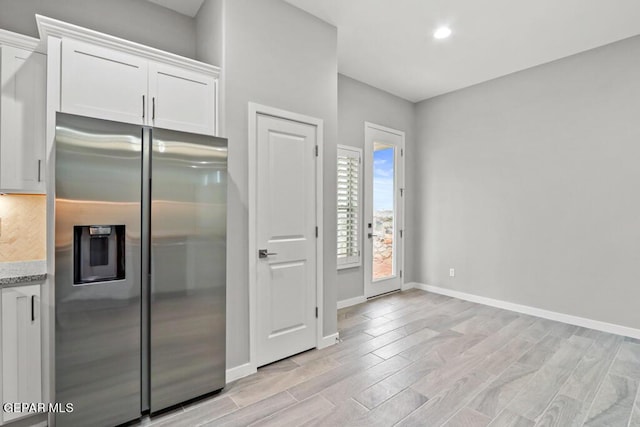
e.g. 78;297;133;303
141;288;640;427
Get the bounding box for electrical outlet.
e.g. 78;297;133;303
449;268;455;277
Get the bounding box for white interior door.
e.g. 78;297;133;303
255;113;317;367
364;123;405;298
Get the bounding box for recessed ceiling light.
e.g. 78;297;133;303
433;26;452;40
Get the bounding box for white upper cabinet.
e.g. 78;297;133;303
0;38;47;193
61;39;148;126
40;16;220;136
148;62;216;135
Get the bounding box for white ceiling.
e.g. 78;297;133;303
284;0;640;102
147;0;205;17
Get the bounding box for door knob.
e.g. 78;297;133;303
259;249;278;259
368;233;381;239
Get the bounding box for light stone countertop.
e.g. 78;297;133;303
0;260;47;286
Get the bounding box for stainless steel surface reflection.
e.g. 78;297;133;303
150;128;227;413
55;114;142;427
55;113;228;426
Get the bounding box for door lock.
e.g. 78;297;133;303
258;249;278;259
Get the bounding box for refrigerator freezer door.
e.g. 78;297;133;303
55;113;142;427
149;128;227;413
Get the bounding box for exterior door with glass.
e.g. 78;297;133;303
364;123;404;298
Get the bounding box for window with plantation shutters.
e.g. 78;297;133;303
337;145;362;269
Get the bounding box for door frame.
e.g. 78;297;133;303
363;122;405;298
247;102;324;372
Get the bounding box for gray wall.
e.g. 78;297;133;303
197;0;338;369
196;0;223;68
414;35;640;330
0;0;196;58
196;0;225;134
337;74;416;301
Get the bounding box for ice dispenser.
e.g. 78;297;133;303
74;225;125;284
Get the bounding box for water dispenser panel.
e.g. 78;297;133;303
73;225;125;284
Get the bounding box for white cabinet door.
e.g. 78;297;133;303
2;284;41;423
148;62;216;135
61;39;148;125
0;46;46;193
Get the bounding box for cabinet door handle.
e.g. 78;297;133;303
31;295;35;322
37;160;42;182
152;97;156;120
142;95;146;119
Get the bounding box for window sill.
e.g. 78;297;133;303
337;262;361;271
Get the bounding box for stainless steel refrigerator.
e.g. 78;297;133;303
54;113;227;426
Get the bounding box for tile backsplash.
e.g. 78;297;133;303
0;194;46;262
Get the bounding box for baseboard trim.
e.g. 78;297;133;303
318;332;340;350
226;362;256;384
337;296;367;309
415;283;640;340
337;285;418;309
229;333;340;384
402;282;418;291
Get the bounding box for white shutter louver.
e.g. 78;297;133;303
337;146;361;268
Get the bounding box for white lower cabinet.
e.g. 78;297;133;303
1;284;42;424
